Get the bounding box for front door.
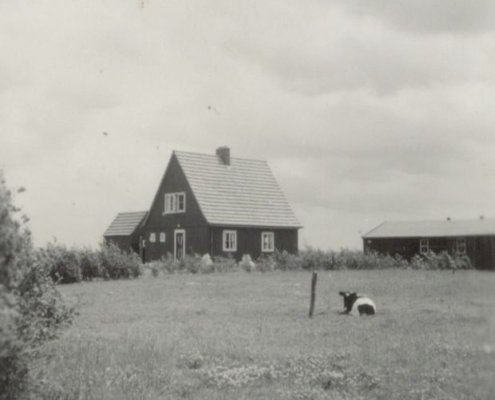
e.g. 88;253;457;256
174;229;186;260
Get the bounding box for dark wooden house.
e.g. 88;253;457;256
363;218;495;270
103;211;148;253
104;147;301;262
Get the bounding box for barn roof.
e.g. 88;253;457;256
174;150;301;228
363;218;495;239
103;211;148;237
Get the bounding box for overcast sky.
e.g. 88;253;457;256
1;0;494;250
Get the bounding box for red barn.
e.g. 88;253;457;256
363;218;495;270
104;147;301;262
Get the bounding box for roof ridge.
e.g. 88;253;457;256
387;218;495;223
174;149;268;163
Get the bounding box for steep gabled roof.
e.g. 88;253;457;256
103;211;148;237
363;218;495;239
174;151;301;228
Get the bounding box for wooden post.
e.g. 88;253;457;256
309;271;317;318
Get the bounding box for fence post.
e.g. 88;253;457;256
309;271;317;318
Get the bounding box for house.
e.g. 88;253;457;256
103;211;148;254
362;217;495;270
103;147;301;262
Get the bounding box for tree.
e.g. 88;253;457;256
0;172;73;399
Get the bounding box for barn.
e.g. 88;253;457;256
362;218;495;270
104;147;301;262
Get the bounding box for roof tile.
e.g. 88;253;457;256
174;151;301;228
103;211;148;236
363;218;495;238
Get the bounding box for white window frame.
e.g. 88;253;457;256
456;238;466;255
164;193;175;214
222;230;237;252
149;232;156;243
159;232;166;243
164;192;186;214
261;232;275;252
176;192;186;212
420;238;429;255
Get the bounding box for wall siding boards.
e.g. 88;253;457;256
363;236;495;270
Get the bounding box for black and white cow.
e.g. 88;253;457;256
339;291;376;316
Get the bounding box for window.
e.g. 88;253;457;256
420;239;429;255
261;232;275;252
164;192;186;214
159;232;166;243
164;194;175;213
456;238;466;255
177;193;185;212
149;233;156;243
223;230;237;251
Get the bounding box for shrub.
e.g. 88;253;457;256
212;254;238;273
0;172;73;399
37;243;82;284
255;255;276;272
78;247;102;281
199;254;215;273
99;242;142;279
32;243;142;284
272;250;301;270
300;247;338;270
149;262;160;278
239;254;256;272
178;254;202;274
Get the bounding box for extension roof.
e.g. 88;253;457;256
174;150;301;228
103;211;148;237
363;218;495;239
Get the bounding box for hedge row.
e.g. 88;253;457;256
36;242;142;284
146;248;473;276
298;247;473;271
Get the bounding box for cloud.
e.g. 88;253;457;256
341;0;495;35
226;3;494;95
0;0;494;250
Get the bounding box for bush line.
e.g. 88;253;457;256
145;248;473;276
36;242;142;284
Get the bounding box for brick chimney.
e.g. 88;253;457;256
216;146;230;165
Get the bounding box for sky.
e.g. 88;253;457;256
1;0;494;250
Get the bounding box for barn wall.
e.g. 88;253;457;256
469;236;495;270
142;153;209;262
364;235;495;269
210;227;298;260
363;238;419;259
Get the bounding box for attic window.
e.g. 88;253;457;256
223;230;237;252
261;232;274;252
164;192;186;214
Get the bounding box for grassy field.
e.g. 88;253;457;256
29;270;495;400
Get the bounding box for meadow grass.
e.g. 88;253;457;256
28;270;495;399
